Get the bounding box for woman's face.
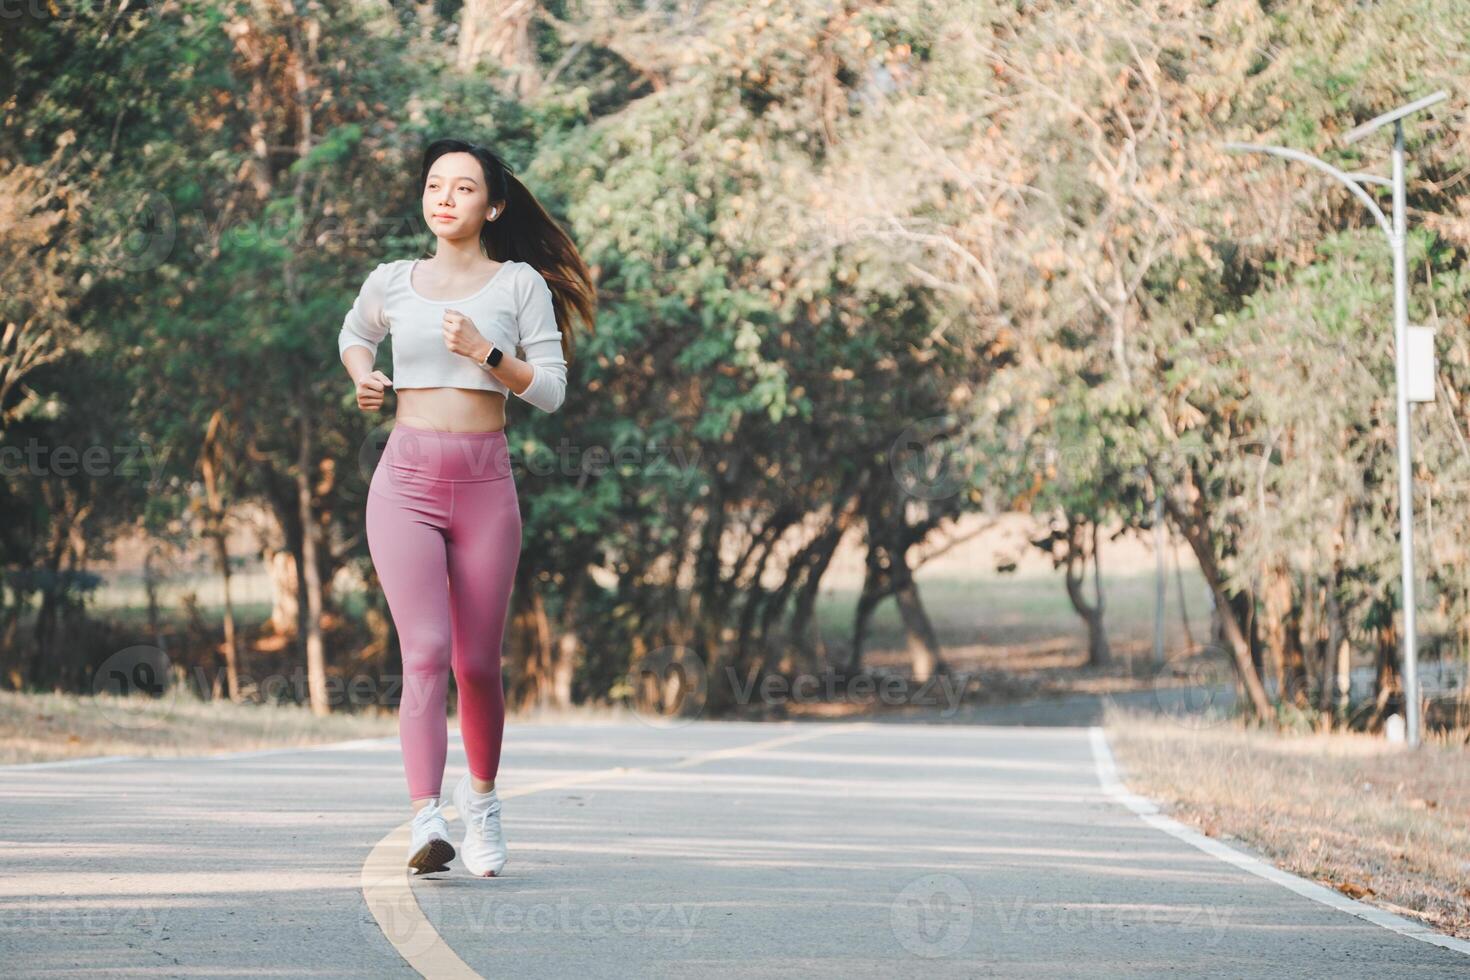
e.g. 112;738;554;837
422;151;502;243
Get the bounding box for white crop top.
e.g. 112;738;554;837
337;258;567;413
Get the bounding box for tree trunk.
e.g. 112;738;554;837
789;509;852;674
848;566;882;675
1236;589;1263;688
1281;591;1308;708
755;500;852;679
529;587;555;708
457;0;542;97
28;514;70;689
266;547;298;635
1320;561;1349;730
1061;515;1110;668
1163;493;1272;719
551;631;578;709
0;574;26;688
851;467;949;682
893;573;946;683
202;410;243;701
143;543;168;657
1089;521;1110;666
296;408;329;715
1366;612;1399;732
1298;570;1321;704
1261;561;1291;702
209;531;242;701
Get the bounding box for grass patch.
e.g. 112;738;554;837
815;568;1210;652
1102;703;1470;941
0;687;399;765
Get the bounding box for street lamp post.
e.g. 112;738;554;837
1223;90;1447;748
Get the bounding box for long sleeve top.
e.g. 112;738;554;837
337;258;567;413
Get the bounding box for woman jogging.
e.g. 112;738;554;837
338;138;595;876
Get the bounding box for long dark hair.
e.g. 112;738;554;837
419;138;595;359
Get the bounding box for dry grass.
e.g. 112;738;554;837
1103;703;1470;940
0;688;650;766
0;688;401;765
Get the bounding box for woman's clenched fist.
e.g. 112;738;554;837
355;370;394;412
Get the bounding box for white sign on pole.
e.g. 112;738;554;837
1406;325;1436;403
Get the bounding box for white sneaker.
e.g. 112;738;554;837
453;772;508;877
406;798;455;875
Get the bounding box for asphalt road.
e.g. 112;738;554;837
2;718;1466;978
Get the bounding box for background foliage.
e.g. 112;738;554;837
3;0;1468;731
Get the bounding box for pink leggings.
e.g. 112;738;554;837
366;420;521;802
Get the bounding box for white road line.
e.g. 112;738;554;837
1088;725;1470;958
362;722;869;978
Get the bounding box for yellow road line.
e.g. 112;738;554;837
361;723;868;978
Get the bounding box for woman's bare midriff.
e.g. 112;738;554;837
395;387;507;433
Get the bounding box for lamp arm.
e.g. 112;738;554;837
1222;141;1394;243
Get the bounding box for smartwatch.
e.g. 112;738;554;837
480;345;504;369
